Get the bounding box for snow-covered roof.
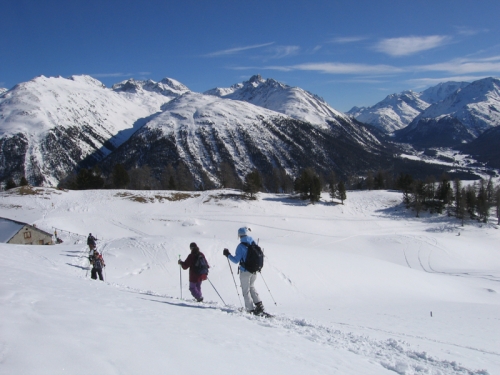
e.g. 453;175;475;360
0;217;24;242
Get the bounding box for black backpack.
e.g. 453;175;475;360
193;253;209;275
241;242;264;273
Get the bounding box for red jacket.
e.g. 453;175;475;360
180;251;209;283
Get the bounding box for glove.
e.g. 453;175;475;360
223;248;230;257
178;259;182;265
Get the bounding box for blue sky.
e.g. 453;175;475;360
2;0;500;111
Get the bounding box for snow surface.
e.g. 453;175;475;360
0;188;498;375
0;218;23;242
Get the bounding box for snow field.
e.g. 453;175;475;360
0;188;498;374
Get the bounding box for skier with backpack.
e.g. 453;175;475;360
223;227;265;315
87;233;97;251
178;242;209;302
90;251;105;281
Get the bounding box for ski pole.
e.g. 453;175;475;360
227;257;243;308
259;272;277;306
179;255;183;299
207;277;227;305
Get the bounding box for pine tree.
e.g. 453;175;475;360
5;178;16;190
328;171;337;202
294;168;321;203
243;169;262;199
20;176;29;187
112;164;130;189
336;180;347;204
495;187;500;225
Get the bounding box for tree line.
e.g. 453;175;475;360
396;172;500;225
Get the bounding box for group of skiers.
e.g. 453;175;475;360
87;233;105;281
87;227;266;316
178;226;265;316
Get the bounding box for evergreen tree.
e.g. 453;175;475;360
453;179;462;217
465;184;477;218
20;176;29;187
112;164;130;189
336;180;347;205
365;171;374;190
410;179;426;217
5;178;16;190
243;169;262;199
457;187;467;226
328;171;337;202
294;168;321;203
495;186;500;225
476;179;489;223
76;167;104;190
396;173;413;205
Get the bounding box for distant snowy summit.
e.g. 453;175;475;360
205;74;350;128
395;77;500;147
348;81;470;133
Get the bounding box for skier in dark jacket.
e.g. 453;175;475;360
87;233;97;250
178;242;209;302
91;251;105;281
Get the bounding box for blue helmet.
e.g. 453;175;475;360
238;227;251;237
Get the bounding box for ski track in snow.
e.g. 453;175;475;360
103;281;492;375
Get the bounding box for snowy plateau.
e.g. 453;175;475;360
0;187;499;375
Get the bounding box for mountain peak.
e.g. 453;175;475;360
248;74;263;83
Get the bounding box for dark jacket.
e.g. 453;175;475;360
180;251;209;283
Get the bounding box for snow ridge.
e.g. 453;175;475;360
348;81;470;133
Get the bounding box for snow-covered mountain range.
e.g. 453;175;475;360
0;75;187;186
396;77;500;147
101;91;390;187
0;74;392;187
1;73;499;187
348;81;470;132
205;74;350;128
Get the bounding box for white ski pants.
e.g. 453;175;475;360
239;270;261;311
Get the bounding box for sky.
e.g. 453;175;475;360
2;0;500;111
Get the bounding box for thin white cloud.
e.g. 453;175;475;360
406;76;479;87
287;62;404;75
330;36;367;44
90;72;134;78
454;26;488;36
269;45;300;59
374;35;450;56
230;62;404;75
204;42;275;57
416;55;500;74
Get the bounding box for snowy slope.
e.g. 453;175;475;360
205;74;351;128
0;88;7;96
0;187;498;374
348;82;470;133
